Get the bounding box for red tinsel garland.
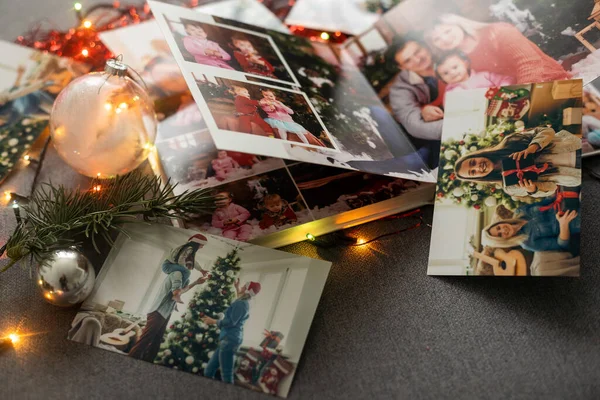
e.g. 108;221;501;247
14;1;347;71
15;2;161;70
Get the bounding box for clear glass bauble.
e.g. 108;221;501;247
50;72;157;177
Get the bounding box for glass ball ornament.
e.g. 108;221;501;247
50;58;157;178
35;247;95;307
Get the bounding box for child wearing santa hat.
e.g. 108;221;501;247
203;279;261;384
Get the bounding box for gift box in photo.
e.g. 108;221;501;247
260;330;284;349
501;157;547;187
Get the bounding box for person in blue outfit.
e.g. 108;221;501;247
202;279;262;384
128;234;210;361
482;190;580;255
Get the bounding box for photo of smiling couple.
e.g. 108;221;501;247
427;79;582;277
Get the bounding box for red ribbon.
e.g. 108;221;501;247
502;161;549;183
262;330;282;343
539;190;579;213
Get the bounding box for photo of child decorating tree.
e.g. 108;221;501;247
195;76;334;148
185;168;312;241
168;17;296;84
428;79;582;277
349;0;599;170
69;223;331;398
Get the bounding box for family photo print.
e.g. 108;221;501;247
69;223;331;398
428;79;582;276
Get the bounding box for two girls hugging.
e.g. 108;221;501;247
229;84;325;146
182;21;277;79
211;191;298;242
453;126;581;256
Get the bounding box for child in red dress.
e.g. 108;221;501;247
231;35;277;79
232;85;275;138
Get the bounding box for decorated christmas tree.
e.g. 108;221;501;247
155;248;242;374
436;121;522;210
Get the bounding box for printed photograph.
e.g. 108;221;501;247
69;223;331;398
154;128;285;194
99;21;207;134
428;79;582;276
287;163;421;219
185;168;312;241
149;1;434;181
165;15;297;84
0;41;87;183
195;75;334;148
210;14;434;177
346;0;598;170
582;76;600;156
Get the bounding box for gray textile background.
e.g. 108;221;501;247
1;1;599;398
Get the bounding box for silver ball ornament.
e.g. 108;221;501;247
36;248;95;307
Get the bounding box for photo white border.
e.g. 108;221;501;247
192;72;340;153
153;1;300;88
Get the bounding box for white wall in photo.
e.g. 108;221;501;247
442;88;489;140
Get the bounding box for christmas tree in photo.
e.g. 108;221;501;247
155;248;241;373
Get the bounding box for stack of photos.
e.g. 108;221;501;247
0;41;87;183
100;20;434;246
582;76;600;156
69;223;331;398
148;0;435;181
345;0;599;170
428;79;582;276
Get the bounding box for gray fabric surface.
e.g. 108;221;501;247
1;1;600;399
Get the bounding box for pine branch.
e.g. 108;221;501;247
2;171;216;272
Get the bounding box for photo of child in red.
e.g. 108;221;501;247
259;193;298;229
259;89;326;146
211;150;240;181
232;85;276;137
211;191;253;241
182;22;234;70
231;34;277;79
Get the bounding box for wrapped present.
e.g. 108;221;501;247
260;330;284;349
539;186;580;215
501;157;549;187
563;107;583;125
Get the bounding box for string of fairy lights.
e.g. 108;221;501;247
0;1;416;347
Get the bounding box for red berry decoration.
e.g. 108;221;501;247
170;325;174;329
459;140;465;145
188;333;193;337
449;173;456;181
474;204;481;210
437;192;444;198
199;312;204;316
491;187;496;193
499;133;505;137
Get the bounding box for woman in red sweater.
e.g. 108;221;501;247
424;14;571;85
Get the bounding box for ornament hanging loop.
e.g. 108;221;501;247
98;55;148;93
